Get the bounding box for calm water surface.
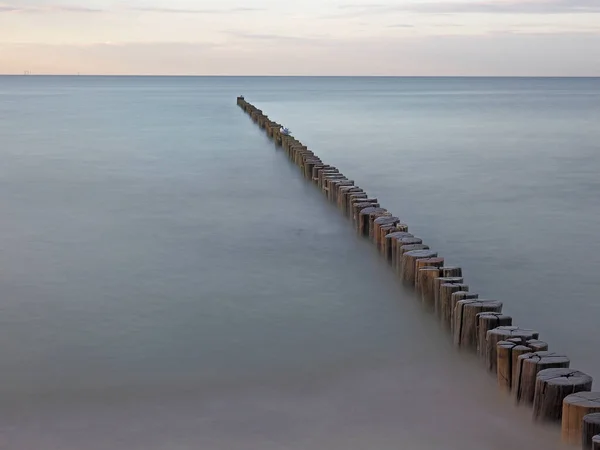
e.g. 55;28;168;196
0;76;598;449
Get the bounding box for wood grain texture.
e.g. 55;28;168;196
513;352;570;405
533;368;593;423
561;393;600;446
419;268;442;310
401;250;438;285
485;326;538;369
453;300;503;349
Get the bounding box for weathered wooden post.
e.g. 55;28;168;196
453;300;502;349
484;326;538;369
373;216;399;247
476;313;513;359
419;267;442;309
414;258;444;290
378;224;401;253
345;192;367;216
401;250;438;285
396;223;409;233
338;186;360;211
314;167;338;186
561;393;600;446
368;210;391;239
328;177;351;200
449;292;479;332
358;207;386;237
582;414;600;449
504;340;536;391
384;232;413;263
321;172;345;192
394;237;423;271
525;339;549;352
352;201;380;228
351;199;378;223
324;175;348;200
303;158;322;179
533;368;593;422
497;341;522;391
441;267;462;277
440;283;469;328
513;352;570;405
433;277;464;317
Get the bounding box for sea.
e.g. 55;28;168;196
0;76;599;450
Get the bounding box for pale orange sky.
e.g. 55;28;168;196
1;0;600;75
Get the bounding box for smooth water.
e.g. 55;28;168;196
0;76;598;449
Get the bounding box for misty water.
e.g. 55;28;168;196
1;76;599;449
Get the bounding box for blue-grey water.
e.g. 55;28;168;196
1;76;599;449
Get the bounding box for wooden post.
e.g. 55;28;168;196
394;237;423;271
419;267;442;310
330;179;353;201
330;179;354;202
415;258;444;290
330;179;354;203
582;414;600;449
449;292;479;333
440;283;469;328
453;300;502;349
316;167;338;186
368;210;391;240
384;232;413;263
400;250;438;285
511;345;535;392
338;187;361;211
316;169;339;187
352;202;380;227
358;207;386;236
348;196;375;219
373;216;399;246
476;313;513;361
533;368;593;422
526;339;549;352
485;326;538;369
433;277;464;317
322;174;346;197
513;352;571;405
345;192;367;216
322;173;345;193
399;244;429;254
303;159;322;179
311;164;332;180
561;393;600;446
351;199;378;224
396;223;409;232
378;225;401;253
441;267;462;277
497;341;519;392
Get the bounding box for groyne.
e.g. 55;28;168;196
237;96;600;449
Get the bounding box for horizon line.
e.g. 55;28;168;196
1;74;600;78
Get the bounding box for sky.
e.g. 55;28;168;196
0;0;599;75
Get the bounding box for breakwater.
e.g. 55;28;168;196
237;96;600;449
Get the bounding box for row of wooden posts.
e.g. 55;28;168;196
237;96;600;449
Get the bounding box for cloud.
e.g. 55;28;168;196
0;2;103;13
128;6;265;14
2;33;600;76
0;2;265;14
225;31;331;43
387;23;414;28
335;0;600;16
